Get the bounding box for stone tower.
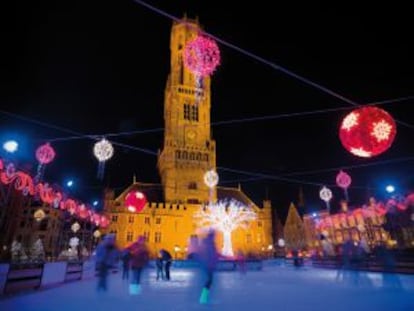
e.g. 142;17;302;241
158;18;217;204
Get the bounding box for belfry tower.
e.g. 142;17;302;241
158;18;217;204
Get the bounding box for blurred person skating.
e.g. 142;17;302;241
197;229;219;305
155;254;164;280
160;249;172;280
120;248;131;281
127;236;149;295
95;234;119;291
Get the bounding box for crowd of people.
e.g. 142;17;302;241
94;229;220;304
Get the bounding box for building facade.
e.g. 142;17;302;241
103;18;273;258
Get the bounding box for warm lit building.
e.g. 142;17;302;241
303;199;391;254
103;17;273;258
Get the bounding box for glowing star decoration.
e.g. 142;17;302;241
35;143;56;182
125;190;147;213
319;186;333;213
93;138;114;179
278;238;286;247
339;106;397;158
183;35;220;77
336;170;352;201
341;112;359;131
194;199;256;257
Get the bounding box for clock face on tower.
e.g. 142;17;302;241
186;129;197;141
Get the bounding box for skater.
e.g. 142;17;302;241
160;249;172;280
127;236;149;295
95;234;118;291
196;229;219;304
120;248;131;281
155;254;164;280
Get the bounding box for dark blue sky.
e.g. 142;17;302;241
1;1;413;220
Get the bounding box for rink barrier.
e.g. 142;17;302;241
311;254;414;274
0;260;93;296
3;263;43;295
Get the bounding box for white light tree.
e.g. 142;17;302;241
194;199;256;257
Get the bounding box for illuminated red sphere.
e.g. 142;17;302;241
183;35;220;77
36;143;56;164
339;106;396;158
125;190;147;213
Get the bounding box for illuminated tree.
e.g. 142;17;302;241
284;203;306;251
194;199;256;257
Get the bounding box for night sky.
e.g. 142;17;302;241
1;1;413;221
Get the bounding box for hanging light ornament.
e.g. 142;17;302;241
184;35;220;77
125;190;147;213
204;169;219;203
339;106;397;158
34;209;46;222
93;230;101;239
319;186;333;214
35;143;56;182
336;170;352;201
71;222;80;233
93;138;113;180
184;34;220;105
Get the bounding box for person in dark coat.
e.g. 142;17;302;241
159;249;172;280
127;236;149;295
120;248;131;280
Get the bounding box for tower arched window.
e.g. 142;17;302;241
175;150;181;159
188;182;197;190
189;152;195;160
182;151;188;159
196;152;201;161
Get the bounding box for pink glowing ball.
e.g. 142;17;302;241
183;35;220;77
125;190;147;213
36;143;56;164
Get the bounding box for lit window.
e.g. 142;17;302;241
127;232;133;242
111;215;118;222
155;232;162;243
128;216;134;223
156;218;161;225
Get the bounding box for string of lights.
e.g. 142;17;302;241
35;95;414;143
1;108;413;189
132;0;414;130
